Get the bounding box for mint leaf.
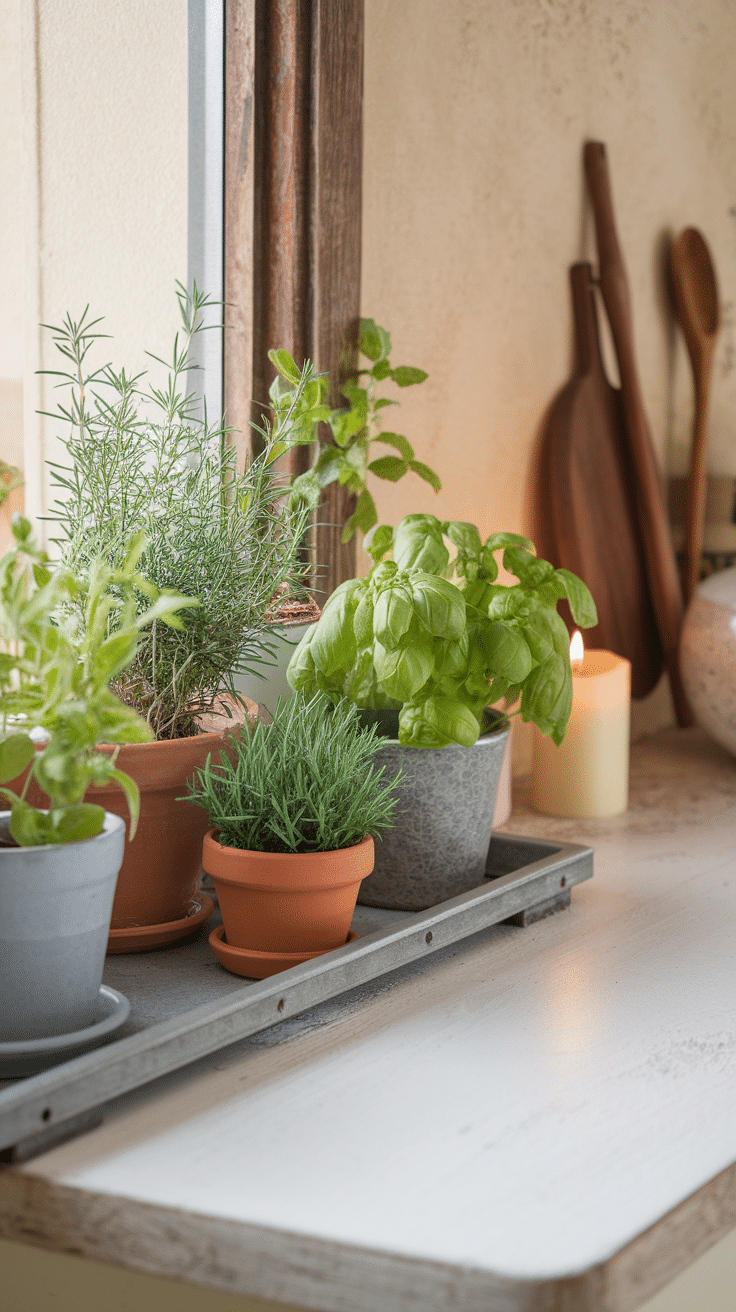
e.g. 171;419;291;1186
409;459;441;492
368;455;408;482
342;488;378;542
359;318;391;362
375;432;415;461
392;366;428;387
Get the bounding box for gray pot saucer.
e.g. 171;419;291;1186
0;985;130;1078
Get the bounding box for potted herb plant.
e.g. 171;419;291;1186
0;517;189;1043
287;513;597;910
43;289;327;950
185;691;402;979
289;317;441;543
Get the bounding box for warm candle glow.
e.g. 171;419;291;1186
570;630;584;668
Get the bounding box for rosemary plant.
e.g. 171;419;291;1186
43;286;325;739
185;691;402;854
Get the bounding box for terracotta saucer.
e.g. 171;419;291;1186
208;924;359;979
107;895;215;955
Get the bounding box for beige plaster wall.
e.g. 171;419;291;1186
361;0;736;755
19;0;188;530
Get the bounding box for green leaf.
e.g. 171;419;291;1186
367;455;408;482
359;318;391;363
373;586;414;649
391;366;428;388
109;767;141;839
365;524;393;564
49;803;106;843
0;733;36;784
392;514;449;574
268;348;301;384
94;632;139;685
484;531;536;556
7;797;55;847
555;568;598;628
410;574;466;639
342;489;378;543
309;581;364;676
373;636;434;701
398;696;480;748
409;459;441;492
374;398;398;411
371;359;392;381
374;432;415;461
482;621;533;683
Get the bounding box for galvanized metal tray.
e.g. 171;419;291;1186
0;831;592;1163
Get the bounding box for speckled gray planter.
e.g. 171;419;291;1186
680;567;736;758
0;812;125;1041
358;721;510;911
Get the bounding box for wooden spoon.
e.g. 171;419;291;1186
670;227;720;606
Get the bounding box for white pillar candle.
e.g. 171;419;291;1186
532;635;631;818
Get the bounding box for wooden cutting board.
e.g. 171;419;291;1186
584;140;690;724
540;262;663;699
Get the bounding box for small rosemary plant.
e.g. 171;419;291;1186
44;285;326;739
185;691;402;854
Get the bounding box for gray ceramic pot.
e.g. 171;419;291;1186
358;714;510;911
0;811;125;1041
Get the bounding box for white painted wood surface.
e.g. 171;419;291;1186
1;728;736;1312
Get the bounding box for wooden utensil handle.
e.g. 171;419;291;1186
683;358;714;605
570;263;602;376
584;141;691;726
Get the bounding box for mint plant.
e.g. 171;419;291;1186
0;517;192;846
287;513;597;749
287;318;441;542
184;690;402;854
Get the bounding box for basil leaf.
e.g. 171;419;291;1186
410;574;466;639
393;515;449;574
482;621;533;683
555;568;598;628
373;586;414;649
373;636;434;701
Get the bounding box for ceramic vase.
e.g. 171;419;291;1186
357;712;510;911
0;812;125;1040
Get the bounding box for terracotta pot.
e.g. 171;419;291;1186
86;731;236;929
202;831;374;954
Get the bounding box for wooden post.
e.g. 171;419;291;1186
224;0;364;597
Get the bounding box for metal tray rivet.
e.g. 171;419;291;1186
277;999;285;1013
41;1108;51;1122
560;876;567;889
425;932;433;945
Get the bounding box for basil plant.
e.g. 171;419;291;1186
287;514;597;750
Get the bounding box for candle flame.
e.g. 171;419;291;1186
570;630;584;667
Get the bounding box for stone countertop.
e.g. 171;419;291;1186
1;727;735;1312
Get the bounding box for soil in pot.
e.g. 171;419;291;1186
356;710;510;911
